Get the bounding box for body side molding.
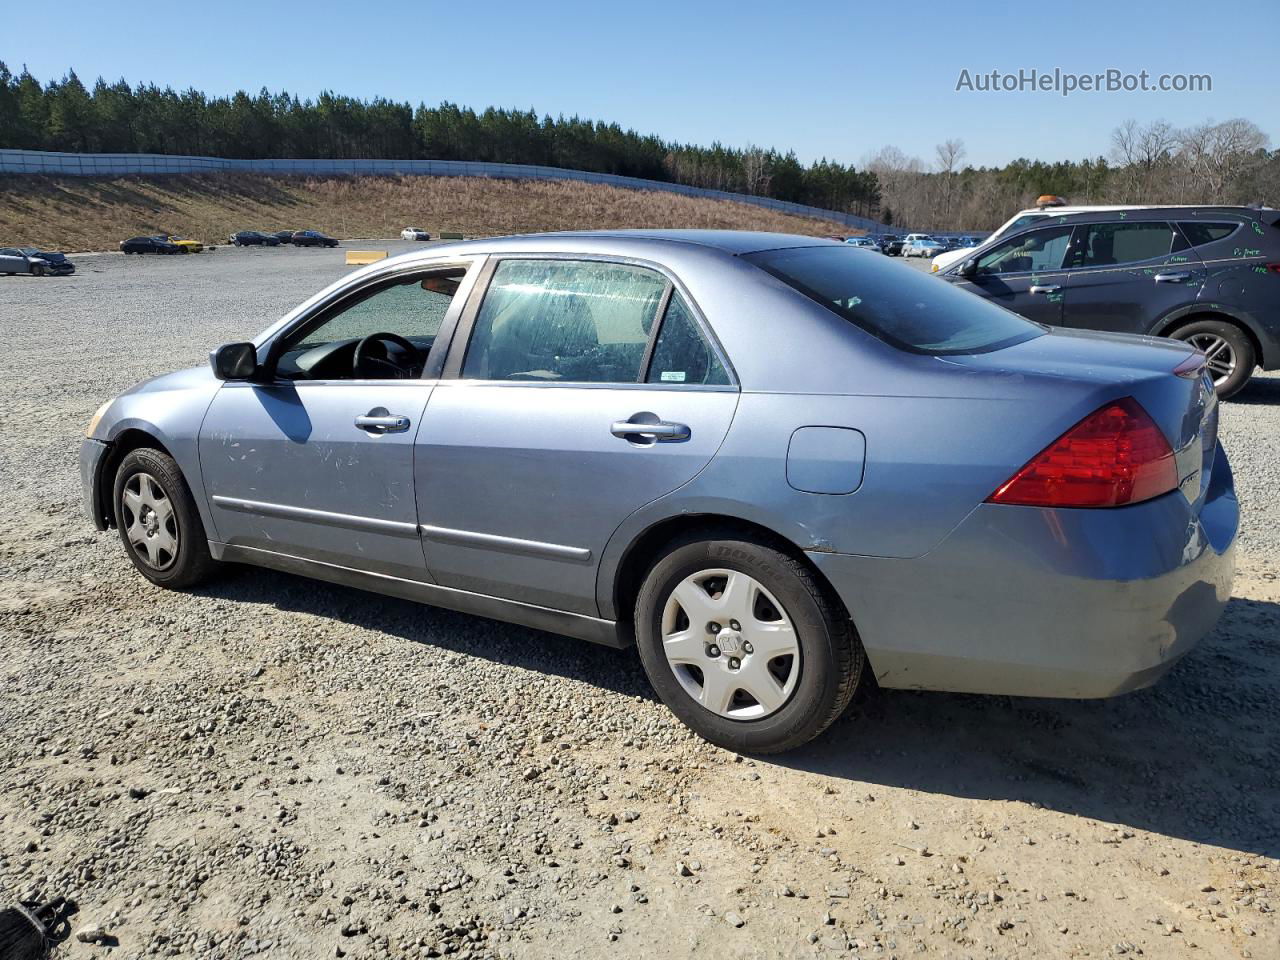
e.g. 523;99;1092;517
209;541;624;647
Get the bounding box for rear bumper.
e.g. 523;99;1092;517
80;437;110;530
810;446;1238;699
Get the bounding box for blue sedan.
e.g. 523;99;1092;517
80;231;1236;753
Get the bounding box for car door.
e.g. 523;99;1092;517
1060;220;1206;335
414;256;739;616
948;224;1074;325
198;260;478;581
0;248;28;273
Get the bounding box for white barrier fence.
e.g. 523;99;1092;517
0;149;897;233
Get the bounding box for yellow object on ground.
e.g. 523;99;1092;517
345;250;388;265
166;236;204;253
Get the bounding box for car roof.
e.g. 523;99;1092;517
1012;206;1264;229
522;229;833;255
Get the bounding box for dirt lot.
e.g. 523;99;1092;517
1;246;1277;960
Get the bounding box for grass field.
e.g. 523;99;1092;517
0;173;855;251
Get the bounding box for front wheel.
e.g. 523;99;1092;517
112;448;218;589
30;263;44;277
634;533;864;754
1168;319;1256;399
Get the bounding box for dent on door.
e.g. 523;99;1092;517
199;381;435;579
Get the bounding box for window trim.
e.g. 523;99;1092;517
441;253;738;390
257;257;484;384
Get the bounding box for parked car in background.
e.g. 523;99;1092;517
902;237;946;258
401;228;432;241
957;236;981;248
230;231;282;247
844;236;879;250
0;247;75;276
930;198;1190;273
272;231;296;244
291;230;339;248
165;236;204;254
80;230;1235;753
878;236;904;256
938;206;1280;397
120;236;183;255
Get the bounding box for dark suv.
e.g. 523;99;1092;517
938;207;1280;397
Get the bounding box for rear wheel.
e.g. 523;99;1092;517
113;448;218;589
634;533;863;754
1168;319;1255;399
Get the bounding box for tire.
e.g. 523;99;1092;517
1167;318;1256;399
30;263;44;277
634;532;864;754
112;447;218;589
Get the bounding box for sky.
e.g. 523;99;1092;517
4;0;1277;169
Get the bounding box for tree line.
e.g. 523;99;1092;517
868;118;1275;231
0;65;880;219
1;66;1273;230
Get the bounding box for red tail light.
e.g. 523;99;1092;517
1266;263;1280;274
988;398;1178;508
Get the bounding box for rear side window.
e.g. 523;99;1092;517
745;245;1042;355
1176;222;1239;248
1074;222;1177;267
646;293;730;385
463;259;667;382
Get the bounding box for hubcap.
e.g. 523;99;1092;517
661;569;800;720
122;472;178;570
1185;333;1236;387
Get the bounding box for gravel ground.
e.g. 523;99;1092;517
1;245;1277;960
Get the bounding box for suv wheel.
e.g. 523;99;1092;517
113;448;218;589
634;532;864;754
1169;319;1256;399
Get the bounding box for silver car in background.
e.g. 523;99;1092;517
81;231;1236;753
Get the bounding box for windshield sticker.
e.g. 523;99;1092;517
660;371;687;382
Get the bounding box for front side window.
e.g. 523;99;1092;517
746;245;1042;355
975;225;1073;275
275;270;463;380
646;294;730;386
1073;222;1177;267
463;259;667;382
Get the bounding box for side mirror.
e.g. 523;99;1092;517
958;258;978;279
210;342;259;381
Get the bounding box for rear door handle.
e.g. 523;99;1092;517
1028;284;1060;294
611;415;690;443
355;411;411;434
1154;271;1190;283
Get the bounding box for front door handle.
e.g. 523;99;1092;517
1028;284;1060;294
355;409;411;434
1154;271;1190;283
611;413;690;443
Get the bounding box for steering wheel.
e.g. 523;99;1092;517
353;332;419;379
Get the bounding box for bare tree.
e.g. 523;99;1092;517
1177;118;1270;203
935;138;966;225
1110;119;1177;200
741;144;772;196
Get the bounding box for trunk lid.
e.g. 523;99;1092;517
942;327;1219;511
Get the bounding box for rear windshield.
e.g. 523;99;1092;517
744;246;1043;355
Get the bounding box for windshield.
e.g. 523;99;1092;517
745;246;1043;355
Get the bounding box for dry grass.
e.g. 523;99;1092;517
0;174;856;252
